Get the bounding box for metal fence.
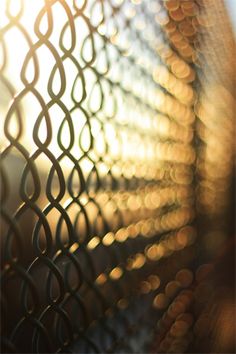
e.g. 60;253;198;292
0;0;202;352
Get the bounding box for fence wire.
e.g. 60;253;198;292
0;0;204;352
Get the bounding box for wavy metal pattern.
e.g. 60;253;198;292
0;0;199;352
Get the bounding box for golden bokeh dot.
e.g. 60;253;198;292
177;289;194;307
165;280;181;298
153;293;169;310
169;8;185;22
170;319;189;337
167;300;186;319
148;275;161;290
175;268;194;288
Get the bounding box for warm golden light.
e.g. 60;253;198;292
109;267;123;280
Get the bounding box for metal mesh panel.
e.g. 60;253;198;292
0;0;218;352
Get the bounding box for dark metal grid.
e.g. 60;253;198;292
0;0;197;352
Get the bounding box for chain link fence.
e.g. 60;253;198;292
2;0;232;353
